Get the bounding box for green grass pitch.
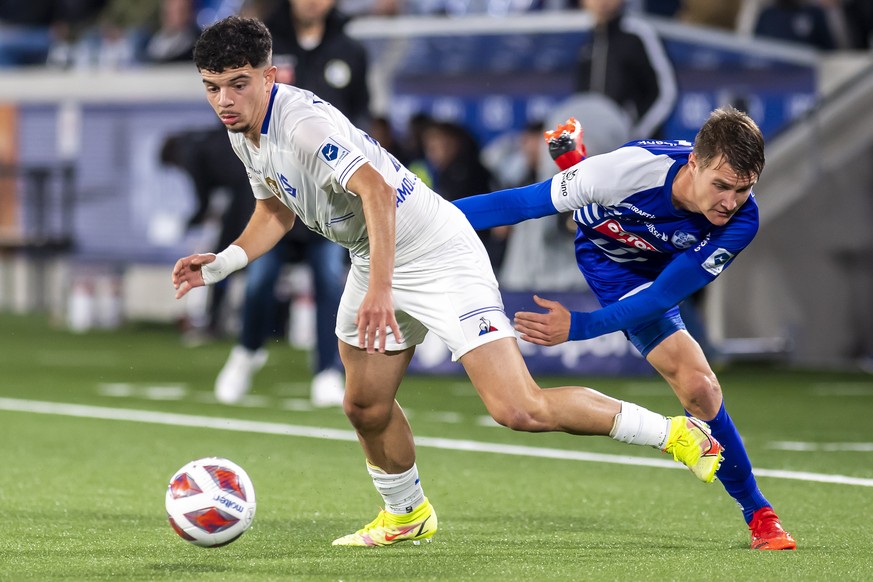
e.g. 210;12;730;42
1;312;872;580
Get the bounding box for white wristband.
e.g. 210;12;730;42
201;244;248;285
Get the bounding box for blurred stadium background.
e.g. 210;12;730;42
1;0;872;372
3;1;873;578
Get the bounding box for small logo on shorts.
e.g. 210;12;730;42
478;317;498;336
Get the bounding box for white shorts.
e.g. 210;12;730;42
336;228;516;361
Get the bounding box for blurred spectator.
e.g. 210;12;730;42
678;0;741;30
403;112;436;188
160;124;255;340
238;0;275;18
481;120;544;190
369;115;412;166
346;0;546;16
642;0;680;18
574;0;677;139
48;0;159;68
479;121;546;271
265;0;370;126
0;1;57;66
422;121;492;203
1;0;108;67
144;0;201;63
422;120;509;268
214;0;370;408
839;0;872;48
753;0;837;50
336;0;402;17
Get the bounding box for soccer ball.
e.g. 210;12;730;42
165;457;256;547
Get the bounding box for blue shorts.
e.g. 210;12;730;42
577;248;685;358
625;306;685;358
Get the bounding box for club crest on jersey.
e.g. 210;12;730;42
478;317;498;336
319;138;349;168
702;247;734;276
265;176;281;198
671;230;698;249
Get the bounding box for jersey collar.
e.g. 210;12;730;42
667;158;692;216
260;84;279;135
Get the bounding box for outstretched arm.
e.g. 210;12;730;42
172;196;295;299
452;180;556;230
515;253;712;345
453;117;588;230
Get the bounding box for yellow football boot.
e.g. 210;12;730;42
663;416;724;483
332;498;437;547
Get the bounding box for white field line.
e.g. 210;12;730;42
2;397;873;488
769;441;873;452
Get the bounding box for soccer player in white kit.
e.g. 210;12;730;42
172;16;723;547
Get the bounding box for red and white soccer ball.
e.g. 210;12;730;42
165;457;256;547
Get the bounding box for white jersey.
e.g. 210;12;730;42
228;84;465;265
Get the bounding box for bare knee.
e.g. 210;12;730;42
678;371;723;419
487;397;550;432
343;397;394;434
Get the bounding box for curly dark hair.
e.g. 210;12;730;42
193;16;272;73
693;106;765;181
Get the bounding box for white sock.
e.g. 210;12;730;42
609;402;672;449
367;461;426;515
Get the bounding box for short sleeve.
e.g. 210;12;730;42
549;147;675;213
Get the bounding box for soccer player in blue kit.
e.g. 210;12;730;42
454;109;796;550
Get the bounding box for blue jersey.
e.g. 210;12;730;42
559;140;759;304
453;140;760;343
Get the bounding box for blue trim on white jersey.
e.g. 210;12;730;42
339;155;365;185
260;84;279;135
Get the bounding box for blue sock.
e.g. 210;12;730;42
693;402;771;523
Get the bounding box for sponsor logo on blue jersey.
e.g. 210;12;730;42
702;247;734;276
591;218;658;252
634;139;692;147
645;222;669;242
621;203;656;219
